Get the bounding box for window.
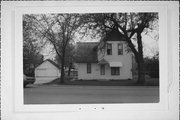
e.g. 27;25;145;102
107;43;112;55
100;65;105;75
87;63;91;73
111;67;120;75
118;43;123;55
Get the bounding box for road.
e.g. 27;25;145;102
24;85;159;104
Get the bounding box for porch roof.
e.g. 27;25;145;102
98;59;109;64
109;61;123;67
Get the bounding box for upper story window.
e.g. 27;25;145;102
107;43;112;55
118;43;123;55
87;63;91;74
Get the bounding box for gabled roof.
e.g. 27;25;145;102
74;30;126;63
46;59;60;69
75;42;98;63
98;58;108;65
36;59;60;69
104;29;126;42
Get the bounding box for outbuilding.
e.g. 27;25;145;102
34;59;61;84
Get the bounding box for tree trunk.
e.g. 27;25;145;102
137;57;145;84
60;50;65;84
68;62;72;76
136;32;145;84
60;63;65;84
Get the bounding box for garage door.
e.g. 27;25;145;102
36;68;59;77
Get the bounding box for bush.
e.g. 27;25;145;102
144;57;159;78
149;70;159;78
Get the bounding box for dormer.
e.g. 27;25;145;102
97;29;132;62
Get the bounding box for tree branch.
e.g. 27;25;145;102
31;20;62;59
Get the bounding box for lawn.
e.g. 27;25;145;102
44;76;159;86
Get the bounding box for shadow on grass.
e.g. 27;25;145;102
24;86;35;88
24;84;38;88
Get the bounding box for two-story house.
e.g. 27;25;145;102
75;30;134;80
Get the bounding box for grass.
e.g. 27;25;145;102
44;75;159;86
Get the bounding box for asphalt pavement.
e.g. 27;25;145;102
24;85;159;104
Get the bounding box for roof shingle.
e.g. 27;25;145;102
104;29;126;42
75;42;98;63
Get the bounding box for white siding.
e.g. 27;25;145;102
77;41;133;80
98;41;132;63
34;61;61;84
77;63;132;80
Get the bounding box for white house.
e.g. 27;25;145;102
75;29;135;80
34;59;61;84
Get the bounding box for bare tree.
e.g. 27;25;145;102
24;13;83;83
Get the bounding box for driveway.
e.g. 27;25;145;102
24;85;159;104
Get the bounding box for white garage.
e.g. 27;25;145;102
34;59;61;84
